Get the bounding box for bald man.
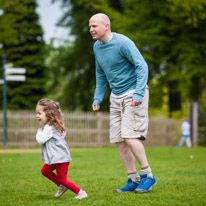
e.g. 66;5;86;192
89;13;156;193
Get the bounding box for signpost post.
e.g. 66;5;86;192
2;55;7;149
1;56;26;149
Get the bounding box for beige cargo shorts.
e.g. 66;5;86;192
109;88;149;143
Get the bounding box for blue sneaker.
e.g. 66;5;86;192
115;178;140;192
135;174;156;193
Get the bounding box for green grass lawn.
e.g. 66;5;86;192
0;146;206;206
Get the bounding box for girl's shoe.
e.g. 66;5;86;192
74;190;88;199
55;184;68;198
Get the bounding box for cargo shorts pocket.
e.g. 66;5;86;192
133;110;147;132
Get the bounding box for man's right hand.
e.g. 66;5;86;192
92;105;100;111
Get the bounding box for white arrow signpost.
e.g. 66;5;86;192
1;56;26;149
6;65;26;81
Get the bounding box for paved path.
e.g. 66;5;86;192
0;149;41;153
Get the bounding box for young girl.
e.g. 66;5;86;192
36;98;88;199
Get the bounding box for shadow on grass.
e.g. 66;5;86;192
35;194;76;202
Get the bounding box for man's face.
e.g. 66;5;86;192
89;16;107;41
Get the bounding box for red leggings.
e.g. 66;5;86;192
41;162;80;194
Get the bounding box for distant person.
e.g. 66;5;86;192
89;13;156;193
177;119;192;148
35;98;88;199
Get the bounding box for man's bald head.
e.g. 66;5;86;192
89;13;112;43
90;13;111;28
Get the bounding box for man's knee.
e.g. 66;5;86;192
116;141;131;155
124;138;134;146
116;141;126;150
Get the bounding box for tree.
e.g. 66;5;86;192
51;0;206;114
48;0;127;111
0;0;46;109
46;0;96;111
119;0;206;113
92;0;206;114
198;94;206;146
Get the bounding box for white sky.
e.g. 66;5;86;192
36;0;69;45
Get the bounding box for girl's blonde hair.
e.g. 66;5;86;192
37;98;66;132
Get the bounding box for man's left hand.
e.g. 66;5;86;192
130;100;141;106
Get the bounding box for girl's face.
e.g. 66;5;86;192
36;105;48;125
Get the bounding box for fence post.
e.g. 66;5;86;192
188;102;198;147
97;112;102;146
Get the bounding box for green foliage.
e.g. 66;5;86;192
0;147;206;205
49;0;206;114
0;0;46;109
48;0;114;111
115;0;206;110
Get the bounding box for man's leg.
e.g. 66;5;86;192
110;95;139;192
124;138;149;169
118;88;156;193
124;138;153;177
116;141;136;173
115;141;140;192
123;138;156;193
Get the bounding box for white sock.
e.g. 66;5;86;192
128;172;140;183
141;167;153;178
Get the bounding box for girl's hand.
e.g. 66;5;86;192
37;128;43;132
